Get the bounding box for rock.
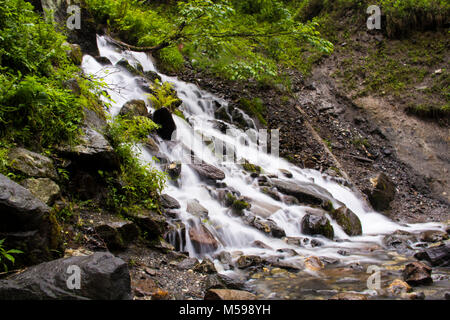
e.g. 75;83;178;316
329;205;362;236
160;194;181;210
403;262;433;286
301;212;334;240
125;210;167;240
329;293;368;300
270;178;332;206
0;252;131;300
304;256;325;271
116;58;143;76
8;147;58;180
236;255;263;269
366;172;396;211
252;240;273;250
414;244;450;267
186;199;209;218
189;162;225;182
204;273;246;291
153;107;176;140
164;161;182;180
193;258;217;274
92;219;139;251
215;251;233;268
248;199;281;218
279;169;293;178
143;70;162;83
20;178;60;205
176;258;199;270
83;106;107;132
419;230;449;243
95;56;112;65
119;99;148;118
387;279;412;296
143;136;160;154
57;127;119;171
67;43;82;65
0;174;62;267
214;106;232;122
246;216;285;238
188;224;219;253
382;230;417;254
204;289;256;300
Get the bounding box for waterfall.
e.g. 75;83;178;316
81;35;444;272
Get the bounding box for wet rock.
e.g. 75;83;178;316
57;127;119;171
236;255;263;269
247;216;286;238
301;212;334;240
153;107;176;140
119;99;148;118
403;262;433;286
264;257;303;272
252;240;273;250
329;293;368;300
241;161;261;174
270;178;332;206
279;169;293;178
0;252;131;300
143;70;162;83
248;199;280;218
387;279;412;296
365;172;396;211
414;244;450;267
189;162;225;182
8;147;58;180
204;289;256;300
193;258;217;274
205;273;246;291
188;224;219;253
382;230;417;253
95;56;112;65
176;258;199;270
304;256;325;271
160;194;181;210
215;251;233;266
282;195;300;206
125;210;167;240
20;178;60;205
164;161;182;180
283;237;309;247
0;174;62;267
186;199;209;218
329;205;362;236
214;106;232;122
142;136;160;154
260;187;281;201
116;58;143;76
319;257;340;265
419;230;449;243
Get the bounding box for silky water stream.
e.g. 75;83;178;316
81;35;449;299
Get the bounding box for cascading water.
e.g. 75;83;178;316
82;35;446;292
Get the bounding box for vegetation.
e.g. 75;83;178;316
0;238;22;272
105;115;167;212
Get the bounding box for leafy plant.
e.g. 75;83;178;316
148;80;181;112
0;239;23;272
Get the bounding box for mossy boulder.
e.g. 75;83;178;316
329;205;362;236
301;211;334;240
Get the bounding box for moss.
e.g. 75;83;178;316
238;98;267;126
241;161;262;174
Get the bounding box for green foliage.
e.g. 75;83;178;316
0;0;105;151
238;98;267;125
106;116;167;211
148;80;181;112
0;238;23;272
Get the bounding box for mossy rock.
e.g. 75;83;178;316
329;205;362;236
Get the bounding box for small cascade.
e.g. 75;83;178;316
82;35;445;277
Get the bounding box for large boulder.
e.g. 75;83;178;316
270;178;332;206
329;205;362;236
188;224;219;253
119;100;148;118
301;211;334;240
0;174;62;267
204;289;257;300
160;194;181;210
0;252;131;300
189;162;226;182
125;210;167;240
186;199;209;219
402;262;433;286
152;107;176;140
365;172;396;211
57;127;119;171
20;178;60;206
414;244;450;267
7;147;58;180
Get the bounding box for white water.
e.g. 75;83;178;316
82;35;445;270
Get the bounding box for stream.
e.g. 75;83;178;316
81;35;449;300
